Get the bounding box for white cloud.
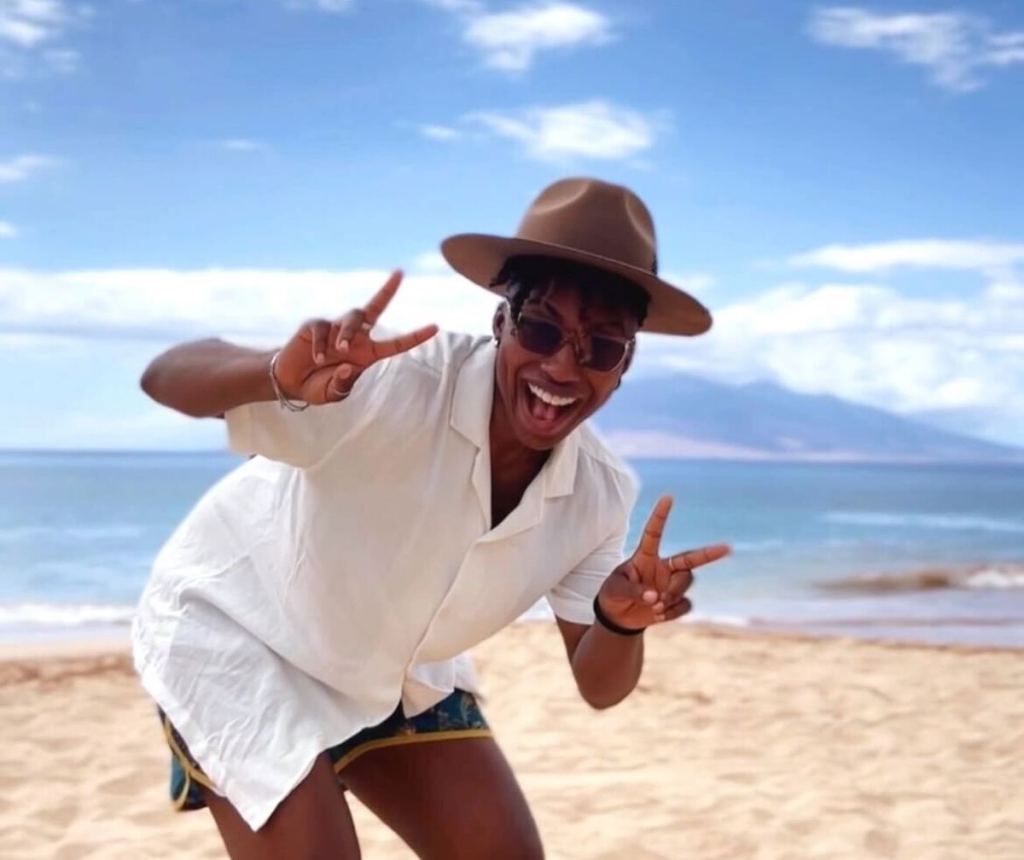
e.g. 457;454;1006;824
0;267;497;343
463;2;612;71
418;123;462;141
808;7;1024;92
0;0;68;48
0;220;16;238
0;153;60;183
410;251;450;273
987;31;1024;66
56;405;226;451
0;0;85;78
468;99;662;162
661;271;716;296
423;0;612;71
789;240;1024;277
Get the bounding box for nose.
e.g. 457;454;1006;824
541;340;584;383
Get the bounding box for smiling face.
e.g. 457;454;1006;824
492;265;646;452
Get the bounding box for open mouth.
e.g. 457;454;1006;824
519;380;583;438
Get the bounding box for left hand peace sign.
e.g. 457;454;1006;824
597;495;731;632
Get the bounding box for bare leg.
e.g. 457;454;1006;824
202;752;361;860
342;736;543;860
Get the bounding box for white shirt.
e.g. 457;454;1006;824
132;330;637;830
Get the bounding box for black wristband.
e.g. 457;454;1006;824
592;595;646;636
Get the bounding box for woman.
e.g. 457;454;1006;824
133;177;729;859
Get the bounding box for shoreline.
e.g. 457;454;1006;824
3;618;1023;669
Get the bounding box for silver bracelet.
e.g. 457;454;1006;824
268;350;310;412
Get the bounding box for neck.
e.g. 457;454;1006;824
488;385;549;484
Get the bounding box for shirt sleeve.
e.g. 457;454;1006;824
546;458;640;625
546;517;631;625
224;355;393;468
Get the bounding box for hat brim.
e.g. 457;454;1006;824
440;233;712;336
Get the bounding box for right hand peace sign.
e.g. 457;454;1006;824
273;270;438;405
597;496;731;630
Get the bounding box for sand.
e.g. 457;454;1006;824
1;623;1022;859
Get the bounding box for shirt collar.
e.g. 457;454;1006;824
450;338;579;501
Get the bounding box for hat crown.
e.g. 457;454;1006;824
515;178;658;274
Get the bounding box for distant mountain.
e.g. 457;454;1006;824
592;374;1024;463
909;405;1011;446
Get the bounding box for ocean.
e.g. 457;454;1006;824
1;451;1022;647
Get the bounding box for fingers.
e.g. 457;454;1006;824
308;320;331;365
619;561;657;601
328;319;344;356
605;565;654;602
664;564;694;600
656;597;692;623
334;309;368;352
603;565;693;627
372;324;439;359
361;270;403;327
651;545;728;610
324;362;358;402
636;494;673;561
666;543;732;572
650;565;689;615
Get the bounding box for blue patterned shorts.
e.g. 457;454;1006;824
160;690;490;811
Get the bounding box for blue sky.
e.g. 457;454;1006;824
1;0;1023;449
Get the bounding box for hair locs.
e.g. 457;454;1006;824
490;255;651;330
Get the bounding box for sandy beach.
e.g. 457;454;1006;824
1;622;1021;859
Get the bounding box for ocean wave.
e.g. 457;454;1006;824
683;612;751;627
823;511;1024;534
516;602;751;628
818;564;1024;595
0;603;135;627
753;616;1024;630
0;524;146;544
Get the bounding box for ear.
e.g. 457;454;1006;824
492;302;509;342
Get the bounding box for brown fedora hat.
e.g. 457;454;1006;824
441;177;712;336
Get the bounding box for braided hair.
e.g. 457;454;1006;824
489;255;650;328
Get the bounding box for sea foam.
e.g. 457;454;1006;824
0;603;135;627
823;511;1024;534
819;564;1024;594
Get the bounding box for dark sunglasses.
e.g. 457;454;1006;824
512;314;633;372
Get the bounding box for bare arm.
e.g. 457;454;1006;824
556;616;643;710
138;271;438;420
140;339;275;418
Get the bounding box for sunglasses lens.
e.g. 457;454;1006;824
517;318;563;355
516;316;629;371
589;337;627;371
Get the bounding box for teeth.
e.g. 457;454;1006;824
528;383;579;408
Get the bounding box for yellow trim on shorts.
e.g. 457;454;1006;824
331;728;494;774
171;777;191;811
161;712;218;800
